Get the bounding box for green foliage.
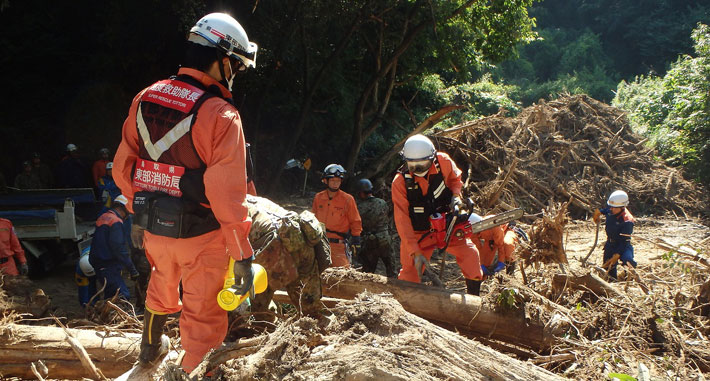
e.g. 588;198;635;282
416;73;521;128
495;30;619;103
496;287;521;310
613;24;710;184
607;372;636;381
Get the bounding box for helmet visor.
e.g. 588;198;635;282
407;159;432;176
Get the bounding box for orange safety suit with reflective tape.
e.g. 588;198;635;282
312;189;362;268
392;152;482;282
472;219;517;267
113;67;252;371
0;218;26;276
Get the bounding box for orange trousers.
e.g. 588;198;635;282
0;257;19;275
143;229;229;373
329;242;351;268
398;232;482;282
476;229;518;267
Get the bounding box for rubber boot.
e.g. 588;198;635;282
465;279;482;296
139;310;168;365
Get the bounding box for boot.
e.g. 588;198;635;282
139;310;168;365
465;279;482;296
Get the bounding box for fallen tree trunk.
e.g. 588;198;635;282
0;324;140;379
552;272;623;298
321;268;563;350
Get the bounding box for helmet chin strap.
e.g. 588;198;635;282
225;59;236;91
217;53;236;92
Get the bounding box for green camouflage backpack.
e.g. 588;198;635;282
298;210;331;273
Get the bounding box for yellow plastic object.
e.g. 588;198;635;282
218;258;268;311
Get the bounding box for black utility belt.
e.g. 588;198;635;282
0;257;9;264
134;191;219;239
329;238;346;244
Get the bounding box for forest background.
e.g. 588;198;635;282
1;0;709;195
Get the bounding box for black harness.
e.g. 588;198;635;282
399;157;453;231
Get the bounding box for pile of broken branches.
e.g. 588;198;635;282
432;95;709;220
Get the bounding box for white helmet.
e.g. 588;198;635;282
188;13;258;69
79;255;95;277
323;164;346;179
105;162;113;170
114;194;129;206
607;190;629;207
66;143;78;152
402;134;436;161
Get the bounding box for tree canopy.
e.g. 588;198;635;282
613;24;710;184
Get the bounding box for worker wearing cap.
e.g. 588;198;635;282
392;134;483;294
92;148;111;187
88;195;138;300
31;152;53;188
113;12;257;371
0;218;28;276
312;164;362;268
593;190;636;279
14;160;42;189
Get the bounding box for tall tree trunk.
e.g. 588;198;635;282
344;0;478;175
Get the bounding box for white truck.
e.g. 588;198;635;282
0;188;97;277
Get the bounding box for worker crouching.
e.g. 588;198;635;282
593;190;636;279
392;135;483;294
245;195;329;317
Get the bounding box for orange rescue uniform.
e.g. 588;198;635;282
0;218;26;276
92;159;109;187
392;152;482;282
113;67;253;371
312;189;362;268
472;221;517;268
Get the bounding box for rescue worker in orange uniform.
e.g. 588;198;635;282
392;135;483;294
469;213;527;283
113;13;257;373
312;164;362;268
0;218;28;276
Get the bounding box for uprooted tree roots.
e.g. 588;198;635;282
433;95;709;220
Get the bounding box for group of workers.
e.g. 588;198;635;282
0;11;637;376
7;145;116;192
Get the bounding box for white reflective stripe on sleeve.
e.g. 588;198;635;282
136;104;194;161
413;207;425;213
432;181;446;198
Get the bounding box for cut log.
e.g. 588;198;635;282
321;268;563;350
552;273;623;298
0;324;140;379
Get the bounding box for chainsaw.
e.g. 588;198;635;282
428;207;525;250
